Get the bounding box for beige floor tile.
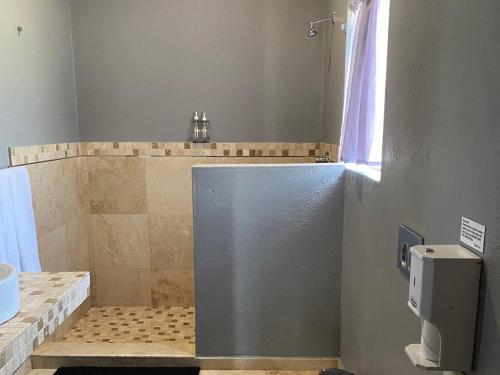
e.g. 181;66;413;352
264;359;338;371
28;370;57;375
63;306;195;345
200;371;267;375
271;372;319;375
33;342;196;361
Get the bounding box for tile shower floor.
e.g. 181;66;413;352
62;306;195;344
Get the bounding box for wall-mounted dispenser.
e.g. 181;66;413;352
405;245;481;372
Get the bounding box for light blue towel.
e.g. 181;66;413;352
0;167;41;272
0;172;21;271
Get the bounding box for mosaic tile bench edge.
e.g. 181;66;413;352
0;272;90;375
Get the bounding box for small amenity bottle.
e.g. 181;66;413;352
201;112;210;143
191;112;201;143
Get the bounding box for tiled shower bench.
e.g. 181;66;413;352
0;272;90;375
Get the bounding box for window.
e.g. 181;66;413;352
340;0;390;181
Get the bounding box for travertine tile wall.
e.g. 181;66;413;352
26;157;91;274
19;142;334;307
88;156;315;307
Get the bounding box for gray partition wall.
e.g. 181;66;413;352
193;164;345;357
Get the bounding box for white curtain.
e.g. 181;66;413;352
340;0;390;166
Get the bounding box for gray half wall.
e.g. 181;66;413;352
193;164;345;357
0;0;79;168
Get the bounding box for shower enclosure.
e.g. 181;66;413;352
7;0;344;363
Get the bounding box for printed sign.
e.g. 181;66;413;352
460;217;486;253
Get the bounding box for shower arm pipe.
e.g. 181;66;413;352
309;12;344;29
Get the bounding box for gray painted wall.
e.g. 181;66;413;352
193;164;345;357
71;0;329;143
0;0;79;168
321;0;346;144
336;1;500;374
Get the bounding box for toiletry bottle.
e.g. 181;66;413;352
192;112;201;143
201;112;210;143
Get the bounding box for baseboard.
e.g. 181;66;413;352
337;358;345;370
197;357;339;370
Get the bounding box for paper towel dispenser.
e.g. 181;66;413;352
405;244;481;372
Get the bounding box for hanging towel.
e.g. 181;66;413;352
8;167;41;272
0;167;41;272
0;171;21;271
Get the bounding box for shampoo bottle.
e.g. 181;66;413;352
201;112;210;143
191;112;201;143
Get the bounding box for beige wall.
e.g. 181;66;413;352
27;158;90;273
28;155;315;307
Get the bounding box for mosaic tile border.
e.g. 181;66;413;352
79;142;338;159
9;142;339;167
9;143;79;167
0;272;90;375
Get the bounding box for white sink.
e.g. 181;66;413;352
0;263;20;325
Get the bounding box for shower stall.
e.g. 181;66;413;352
8;0;346;366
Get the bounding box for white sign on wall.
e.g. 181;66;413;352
460;217;486;253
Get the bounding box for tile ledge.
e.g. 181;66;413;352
0;272;90;375
9;142;339;167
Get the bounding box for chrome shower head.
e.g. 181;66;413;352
308;25;318;38
308;12;341;38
